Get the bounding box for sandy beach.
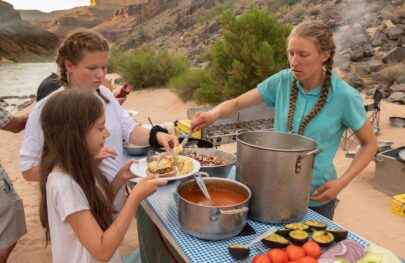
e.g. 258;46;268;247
2;87;405;262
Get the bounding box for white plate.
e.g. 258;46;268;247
129;156;200;182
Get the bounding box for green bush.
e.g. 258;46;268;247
169;69;210;101
194;6;292;104
109;46;190;89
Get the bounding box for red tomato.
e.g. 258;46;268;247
285;244;306;261
296;256;317;263
302;241;322;258
267;249;288;263
252;254;271;263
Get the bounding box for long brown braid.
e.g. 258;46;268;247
286;21;336;135
56;30;110;103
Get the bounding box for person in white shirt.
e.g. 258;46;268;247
39;89;166;263
20;30;177;211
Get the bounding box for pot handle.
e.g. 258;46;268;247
219;207;249;215
295;148;323;174
235;129;250;135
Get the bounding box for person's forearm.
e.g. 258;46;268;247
22;166;41;182
96;192;141;260
339;143;377;187
129;126;150;146
210;99;240;120
110;174;126;197
2;113;28;133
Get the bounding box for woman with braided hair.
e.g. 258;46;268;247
21;30;178;212
191;20;377;219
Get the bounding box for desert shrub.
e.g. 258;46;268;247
319;3;340;21
193;6;292;104
307;6;321;16
109;46;190;89
169;69;210;101
270;0;300;11
291;5;305;18
198;0;240;23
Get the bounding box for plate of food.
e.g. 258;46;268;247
129;154;200;182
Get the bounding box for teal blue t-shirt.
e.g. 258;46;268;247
257;69;367;207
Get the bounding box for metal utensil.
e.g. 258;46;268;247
194;172;211;199
155;150;181;170
156;151;173;169
179;128;194;150
147;117;154;126
171;149;180;169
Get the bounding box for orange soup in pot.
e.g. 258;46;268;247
182;188;246;206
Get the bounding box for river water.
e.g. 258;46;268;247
0;62;56;97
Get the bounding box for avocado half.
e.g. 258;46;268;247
275;228;292;237
284;223;309;231
228;244;250;260
304;220;328;231
312;230;335;247
261;233;289;248
289;230;309;245
328;229;349;242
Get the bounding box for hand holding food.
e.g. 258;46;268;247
156;132;179;152
95;147;117;164
190;111;218;130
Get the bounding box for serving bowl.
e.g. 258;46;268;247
123;143;150;156
181;148;236;178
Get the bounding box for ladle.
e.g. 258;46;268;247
194;172;211;200
228;227;277;260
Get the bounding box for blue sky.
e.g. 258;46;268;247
3;0;90;13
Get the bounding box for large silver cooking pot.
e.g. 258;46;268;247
177;177;251;240
236;131;322;223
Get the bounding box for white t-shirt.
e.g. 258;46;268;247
20;86;139;210
46;171;121;263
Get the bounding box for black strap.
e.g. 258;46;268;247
149;125;169;148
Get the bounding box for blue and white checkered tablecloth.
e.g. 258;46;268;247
125;153;371;263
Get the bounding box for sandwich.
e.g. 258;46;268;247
147;156;177;178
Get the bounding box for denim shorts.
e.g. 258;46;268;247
309;199;340;220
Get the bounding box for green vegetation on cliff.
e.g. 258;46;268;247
110;6;291;104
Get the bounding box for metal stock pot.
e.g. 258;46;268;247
236;131;322;223
177;177;251;240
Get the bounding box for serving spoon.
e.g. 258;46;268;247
228;227;277;260
194;172;211;200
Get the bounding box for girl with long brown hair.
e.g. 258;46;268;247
21;30;177;211
39;89;166;262
191;20;377;219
